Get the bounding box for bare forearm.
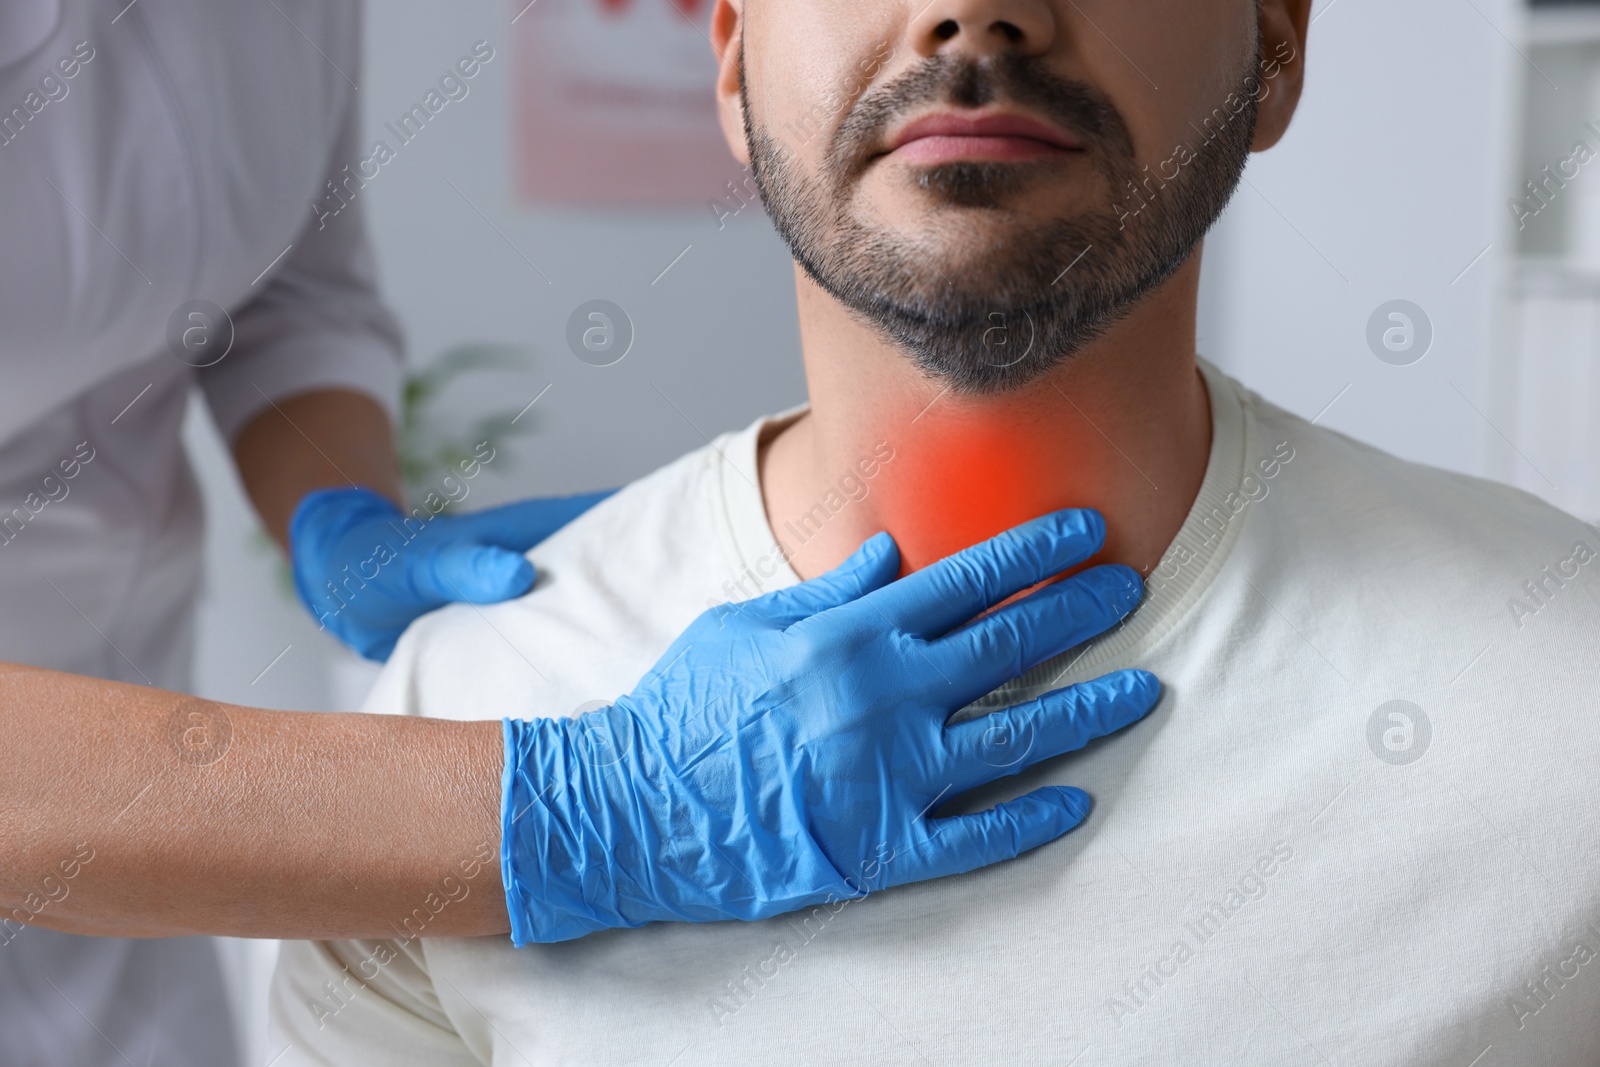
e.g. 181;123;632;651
233;388;404;550
0;664;508;940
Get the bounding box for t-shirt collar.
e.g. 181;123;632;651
714;358;1252;713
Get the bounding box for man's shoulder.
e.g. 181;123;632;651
1242;383;1595;565
368;421;771;722
1226;383;1600;669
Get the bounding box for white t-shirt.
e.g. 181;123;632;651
271;361;1600;1067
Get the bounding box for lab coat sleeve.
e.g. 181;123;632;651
197;90;405;444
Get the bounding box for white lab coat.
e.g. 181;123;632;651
0;1;403;1064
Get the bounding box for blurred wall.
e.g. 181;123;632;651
1197;0;1520;482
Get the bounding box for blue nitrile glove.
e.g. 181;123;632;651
289;485;615;661
501;508;1162;944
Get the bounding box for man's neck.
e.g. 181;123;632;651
759;254;1213;583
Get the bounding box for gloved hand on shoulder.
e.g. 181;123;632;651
289;485;615;661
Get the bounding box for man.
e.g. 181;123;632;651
273;0;1600;1062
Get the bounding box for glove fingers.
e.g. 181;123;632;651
858;509;1106;638
452;490;617;551
748;531;901;625
891;786;1091;886
929;565;1144;703
411;543;537;605
941;669;1161;792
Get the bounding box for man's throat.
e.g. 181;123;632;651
765;249;1214;588
870;411;1108;575
763;385;1196;585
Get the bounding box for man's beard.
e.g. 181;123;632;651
742;46;1261;394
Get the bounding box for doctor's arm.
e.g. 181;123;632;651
229;385;611;663
208;86;607;661
199;65;409;544
0;662;507;940
0;513;1161;944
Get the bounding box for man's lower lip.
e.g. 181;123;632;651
890;135;1077;165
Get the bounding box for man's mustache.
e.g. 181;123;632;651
830;53;1136;182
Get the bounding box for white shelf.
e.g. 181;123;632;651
1514;255;1600;295
1527;5;1600;46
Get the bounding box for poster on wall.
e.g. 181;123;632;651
511;0;736;207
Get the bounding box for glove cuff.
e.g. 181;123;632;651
501;715;627;945
500;718;536;947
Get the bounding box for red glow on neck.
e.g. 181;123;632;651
876;411;1094;575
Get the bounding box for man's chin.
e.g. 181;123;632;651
869;158;1108;214
819;233;1055;306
